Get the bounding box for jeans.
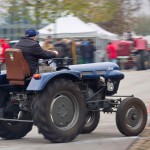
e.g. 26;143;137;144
0;63;6;70
109;59;117;64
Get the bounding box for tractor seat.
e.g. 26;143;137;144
5;48;30;85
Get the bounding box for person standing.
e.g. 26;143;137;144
79;40;89;64
41;36;55;51
0;40;3;70
41;36;57;69
88;40;96;63
80;40;96;64
0;39;10;70
54;38;67;67
62;39;73;65
106;42;117;64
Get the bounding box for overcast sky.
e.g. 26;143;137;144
138;0;150;15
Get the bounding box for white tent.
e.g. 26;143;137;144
38;15;97;38
87;23;119;40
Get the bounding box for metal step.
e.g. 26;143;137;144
0;118;33;122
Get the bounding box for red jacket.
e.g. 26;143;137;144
106;44;117;59
1;42;10;63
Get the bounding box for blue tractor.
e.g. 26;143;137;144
0;49;147;143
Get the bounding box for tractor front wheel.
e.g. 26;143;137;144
116;97;147;136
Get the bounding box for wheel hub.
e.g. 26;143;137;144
126;107;140;127
50;94;75;127
57;104;68;118
131;114;137;120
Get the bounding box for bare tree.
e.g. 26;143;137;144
4;0;118;28
98;0;142;34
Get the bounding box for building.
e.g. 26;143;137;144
0;24;45;40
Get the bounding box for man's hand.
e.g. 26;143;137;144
53;50;59;56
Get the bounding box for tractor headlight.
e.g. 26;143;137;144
107;80;114;91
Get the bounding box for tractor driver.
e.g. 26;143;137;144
14;29;58;75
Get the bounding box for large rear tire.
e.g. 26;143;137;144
143;52;150;69
32;79;86;143
135;54;144;70
116;97;147;136
0;90;33;139
81;111;100;134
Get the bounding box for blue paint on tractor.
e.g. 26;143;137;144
69;62;124;79
27;62;124;91
27;70;81;91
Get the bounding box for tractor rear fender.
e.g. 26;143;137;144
26;70;81;91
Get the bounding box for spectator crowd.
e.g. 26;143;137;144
41;36;97;66
0;33;118;71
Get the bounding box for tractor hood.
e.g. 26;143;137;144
69;62;119;72
69;62;124;80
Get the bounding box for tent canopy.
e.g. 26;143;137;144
38;15;97;38
87;23;119;40
39;15;119;41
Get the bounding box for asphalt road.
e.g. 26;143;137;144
0;69;150;150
